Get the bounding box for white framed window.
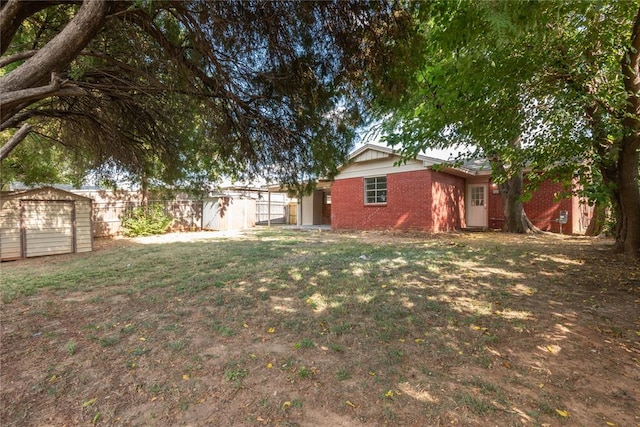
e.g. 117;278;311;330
364;176;387;204
470;186;485;207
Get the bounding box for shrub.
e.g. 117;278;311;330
121;204;173;237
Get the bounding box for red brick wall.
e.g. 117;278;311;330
430;171;466;231
332;170;432;230
488;180;575;234
331;171;574;233
488;184;503;230
331;170;465;232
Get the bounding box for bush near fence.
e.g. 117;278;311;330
92;200;203;237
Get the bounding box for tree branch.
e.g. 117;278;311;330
0;123;32;161
78;51;163;87
0;0;109;94
1;108;103;133
0;110;37;132
1;49;165;88
127;9;225;98
0;73;88;118
1;0;26;55
1;1;77;55
0;49;38;68
73;80;223;99
0;0;107;123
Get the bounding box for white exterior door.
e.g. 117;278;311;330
467;184;487;227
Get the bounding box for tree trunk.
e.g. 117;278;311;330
0;1;52;55
616;135;640;257
591;124;625;249
616;5;640;258
0;0;109;123
585;201;606;237
141;173;149;206
583;101;623;242
489;138;541;235
498;170;541;234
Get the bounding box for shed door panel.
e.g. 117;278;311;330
0;228;21;259
24;201;74;257
0;205;22;260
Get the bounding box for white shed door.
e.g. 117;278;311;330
24;201;74;257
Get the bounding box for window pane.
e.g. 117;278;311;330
471;187;484;206
365;176;387;204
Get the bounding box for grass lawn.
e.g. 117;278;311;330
1;229;638;426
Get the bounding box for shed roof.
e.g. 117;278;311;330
1;186;93;201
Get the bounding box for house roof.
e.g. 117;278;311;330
459;158;492;173
347;143;446;166
346;144;489;177
265;179;332;194
248;144;494;195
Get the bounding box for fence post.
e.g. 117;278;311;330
268;189;271;227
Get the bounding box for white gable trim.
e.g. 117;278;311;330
351;149;391;163
339;144;475;178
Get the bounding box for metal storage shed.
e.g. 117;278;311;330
202;196;256;231
0;187;93;260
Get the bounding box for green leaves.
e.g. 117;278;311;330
120;205;173;237
376;1;636;188
2;1;415;192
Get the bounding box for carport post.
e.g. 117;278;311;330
267;188;271;227
297;191;302;227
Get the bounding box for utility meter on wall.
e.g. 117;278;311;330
558;210;568;224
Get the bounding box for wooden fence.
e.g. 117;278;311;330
92;200;203;237
255;199;288;225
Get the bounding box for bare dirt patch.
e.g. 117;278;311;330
1;230;638;426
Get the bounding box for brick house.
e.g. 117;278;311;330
299;144;590;234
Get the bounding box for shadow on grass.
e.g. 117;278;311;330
1;229;637;426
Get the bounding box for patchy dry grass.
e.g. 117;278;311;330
1;229;639;426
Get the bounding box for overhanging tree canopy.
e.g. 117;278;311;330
1;0;416;193
374;1;640;257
